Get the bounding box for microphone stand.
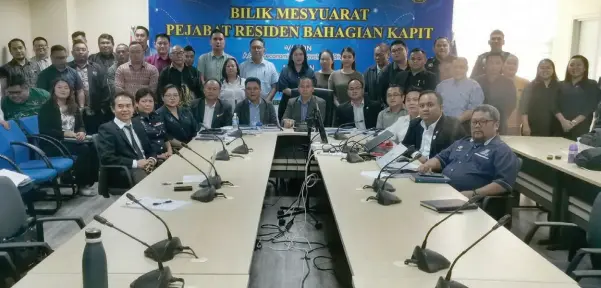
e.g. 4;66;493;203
345;131;377;163
211;134;230;161
435;215;512;288
365;154;421;206
404;195;484;273
174;151;225;203
93;215;180;288
181;143;225;189
226;134;252;154
333;121;363;141
340;128;376;153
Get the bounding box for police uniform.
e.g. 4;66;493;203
435;136;518;193
134;111;170;156
425;57;440;78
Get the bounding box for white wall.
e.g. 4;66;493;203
551;0;601;80
0;0;32;63
29;0;70;50
73;0;148;53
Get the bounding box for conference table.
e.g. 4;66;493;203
14;131;580;287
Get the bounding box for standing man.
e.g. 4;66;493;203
69;40;111;134
364;43;389;104
190;79;232;128
31;37;51;70
36;45;85;108
502;54;529;135
67;31;87;62
426;37;451;80
239;37;278;102
470;30;511;78
395;48;437;92
198;28;232;83
334;79;381;129
89;34;116;71
145;33;171;73
377;40;408;105
474;53;516;135
1;39;41;88
436;57;484;127
107;44;129;96
184;45;196;68
115;42;159;97
157;45;202;107
133;26;156;57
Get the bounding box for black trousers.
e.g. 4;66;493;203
63;141;99;187
84;107;114;135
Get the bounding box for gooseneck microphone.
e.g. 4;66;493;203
365;153;421;206
180;143;224;189
333;120;364;140
368;145;417;193
174;150;225;203
404;195;484;273
125;193;197;262
93;215;179;288
226;133;252;154
210;134;230;161
435;215;512;288
344;129;380;163
340;127;378;153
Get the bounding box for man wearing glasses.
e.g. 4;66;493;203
157;45;202;107
417;104;518;199
377;40;409;106
31;37;51;70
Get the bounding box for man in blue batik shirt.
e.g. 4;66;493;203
418;104;518;199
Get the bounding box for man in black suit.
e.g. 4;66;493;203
190;79;232;128
395;48;438;92
97;91;157;185
363;43;389;104
403;90;467;163
334;79;381;129
235;77;278;126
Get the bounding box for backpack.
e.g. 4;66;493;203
574;147;601;171
579;128;601;147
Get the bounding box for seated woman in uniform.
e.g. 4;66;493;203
156;84;198;150
38;78;98;196
133;88;173;162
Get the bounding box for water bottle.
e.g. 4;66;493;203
232;113;239;129
82;228;108;288
577;137;583;151
568;143;579;164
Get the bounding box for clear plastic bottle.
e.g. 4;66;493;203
568;143;579;164
82;228;108;288
232;113;239;129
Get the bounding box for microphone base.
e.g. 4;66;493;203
191;186;217;203
407;246;450;273
371;178;396;192
200;175;222;189
130;266;172;288
215;149;230;161
232;144;250;154
435;277;468;288
346;152;364;163
333;133;348;141
229;129;243;138
144;237;182;262
376;190;401;206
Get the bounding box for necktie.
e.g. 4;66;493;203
124;125;144;159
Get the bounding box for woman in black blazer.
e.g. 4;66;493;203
38;78;98;195
156;84;198;149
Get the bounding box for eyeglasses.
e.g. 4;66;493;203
164;94;179;99
470;119;494;127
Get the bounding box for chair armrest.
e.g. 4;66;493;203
101;165;134;187
0;154;23;173
571;270;601;280
0;242;53;254
9;141;55;169
28;134;73;159
37;216;85;229
0;251;19;281
578;248;601;254
524;222;580;245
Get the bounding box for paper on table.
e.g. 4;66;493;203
360;171;390;179
123;197;190;212
182;174;207;183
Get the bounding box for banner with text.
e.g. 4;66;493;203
149;0;453;73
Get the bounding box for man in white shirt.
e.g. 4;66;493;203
97;91;157;185
239;37;279;101
386;89;420;142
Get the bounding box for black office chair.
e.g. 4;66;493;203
92;134;134;198
0;176;84;284
523;192;601;287
291;88;335;127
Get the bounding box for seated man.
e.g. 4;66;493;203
403;90;466;163
1;74;50;120
190;79;232;128
418;104;518;198
282;76;326;128
386;88;421;143
97;91;157;185
334;79;381;129
376;84;407;129
235;77;278;126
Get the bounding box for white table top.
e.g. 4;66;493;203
352;276;580;288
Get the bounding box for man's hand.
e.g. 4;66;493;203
521;123;531;136
417;163;432;173
560;119;573;132
75;132;86;142
0;120;9;130
283;119;294;128
137;159;150;168
461;191;474;198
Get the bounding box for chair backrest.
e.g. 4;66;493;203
587;193;601;268
0;176;28;240
0;120;30;165
92;134;104;164
290;88;335;127
17;116;39;135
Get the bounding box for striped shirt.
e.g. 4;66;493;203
115;62;159;96
197;51;232;82
2;59;41;87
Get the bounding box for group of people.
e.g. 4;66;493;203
0;26;600;199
